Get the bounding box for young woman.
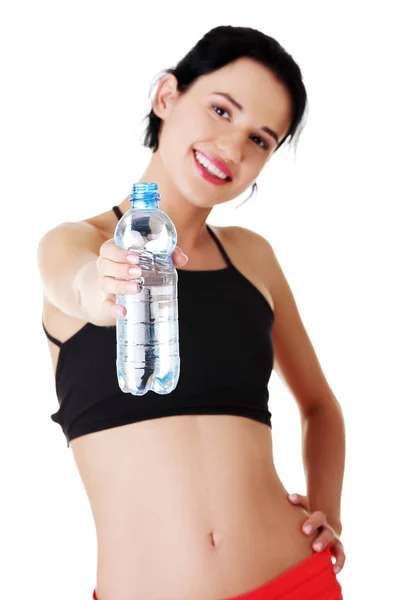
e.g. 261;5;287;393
38;26;346;600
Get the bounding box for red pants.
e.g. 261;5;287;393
92;542;342;599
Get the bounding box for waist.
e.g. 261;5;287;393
71;415;317;597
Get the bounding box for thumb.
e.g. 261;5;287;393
173;246;189;266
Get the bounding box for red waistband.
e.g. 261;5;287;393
92;543;342;600
229;543;342;600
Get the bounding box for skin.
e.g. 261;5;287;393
42;57;345;600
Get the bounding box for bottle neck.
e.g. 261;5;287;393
131;200;159;210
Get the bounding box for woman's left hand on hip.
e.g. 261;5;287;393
287;493;346;574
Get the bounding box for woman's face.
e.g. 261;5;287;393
154;57;294;208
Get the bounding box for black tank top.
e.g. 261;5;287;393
43;207;275;447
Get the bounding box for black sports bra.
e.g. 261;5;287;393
43;206;275;447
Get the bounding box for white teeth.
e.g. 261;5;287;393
195;151;228;180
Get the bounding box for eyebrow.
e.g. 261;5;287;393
213;91;280;146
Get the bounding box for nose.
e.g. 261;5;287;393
215;133;244;165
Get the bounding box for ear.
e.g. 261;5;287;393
152;73;179;119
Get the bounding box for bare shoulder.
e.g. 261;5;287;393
38;195;126;262
217;224;273;250
216;224;276;274
83;196;130;239
39;203;120;253
84;211;118;240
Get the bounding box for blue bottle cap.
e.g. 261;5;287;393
130;183;160;202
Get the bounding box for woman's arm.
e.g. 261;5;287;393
300;396;345;533
37;221;112;326
266;239;345;531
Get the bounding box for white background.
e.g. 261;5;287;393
1;1;399;598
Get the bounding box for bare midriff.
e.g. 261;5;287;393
70;414;318;600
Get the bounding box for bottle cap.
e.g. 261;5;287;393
130;183;160;202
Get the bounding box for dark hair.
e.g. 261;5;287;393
142;25;308;206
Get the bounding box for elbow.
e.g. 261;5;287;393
301;392;344;422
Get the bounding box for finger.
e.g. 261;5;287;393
311;525;335;552
302;511;327;535
102;276;139;296
173;247;188;266
331;543;346;574
288;493;309;508
100;238;140;264
97;256;142;280
103;295;126;319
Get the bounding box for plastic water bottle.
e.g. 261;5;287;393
114;182;180;395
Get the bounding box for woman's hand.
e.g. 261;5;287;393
288;493;346;575
97;239;188;320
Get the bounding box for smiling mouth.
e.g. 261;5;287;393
193;150;232;182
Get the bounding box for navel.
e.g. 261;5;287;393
208;530;222;548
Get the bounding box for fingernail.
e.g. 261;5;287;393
313;542;323;551
126;254;139;264
333;565;341;574
288;494;297;501
303;524;312;534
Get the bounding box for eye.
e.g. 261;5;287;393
250;135;269;151
212;105;230;119
212;105;269;151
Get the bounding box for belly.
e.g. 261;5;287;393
71;415;318;600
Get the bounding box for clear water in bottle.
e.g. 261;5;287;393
114;183;180;395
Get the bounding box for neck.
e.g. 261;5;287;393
119;151;213;254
